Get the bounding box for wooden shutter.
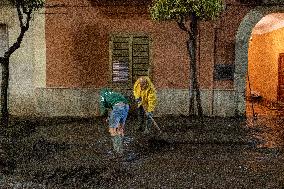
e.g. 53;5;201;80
110;35;150;85
132;36;149;83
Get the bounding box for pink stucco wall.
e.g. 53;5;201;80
45;1;189;89
45;0;252;91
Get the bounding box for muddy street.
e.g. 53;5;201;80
1;115;284;188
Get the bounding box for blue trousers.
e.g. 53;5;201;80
109;103;129;129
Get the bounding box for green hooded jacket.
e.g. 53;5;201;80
99;88;129;116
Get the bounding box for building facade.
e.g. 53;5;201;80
1;0;284;117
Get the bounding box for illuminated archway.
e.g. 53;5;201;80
234;6;284;116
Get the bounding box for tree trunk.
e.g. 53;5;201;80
188;13;203;117
187;40;195;115
0;57;9;127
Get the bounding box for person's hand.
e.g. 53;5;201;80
100;112;109;124
145;112;153;118
135;97;142;104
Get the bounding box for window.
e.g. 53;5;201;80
0;24;8;57
213;64;234;81
110;34;150;86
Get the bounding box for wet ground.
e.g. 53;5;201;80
0;107;284;188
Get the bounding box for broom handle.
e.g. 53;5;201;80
148;114;162;132
141;105;162;132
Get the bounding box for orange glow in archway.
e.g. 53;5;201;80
246;13;284;116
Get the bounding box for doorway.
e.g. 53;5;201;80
246;13;284;116
278;53;284;103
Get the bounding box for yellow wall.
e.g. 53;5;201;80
248;27;284;101
0;5;46;115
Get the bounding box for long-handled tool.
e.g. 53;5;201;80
141;105;168;140
141;105;162;134
148;114;162;134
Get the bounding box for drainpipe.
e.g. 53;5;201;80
198;21;201;112
212;28;216;116
212;26;221;116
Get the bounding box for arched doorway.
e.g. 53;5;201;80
234;6;284;117
246;13;284;116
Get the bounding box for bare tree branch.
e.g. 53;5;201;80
25;9;32;29
177;16;189;32
4;9;32;58
16;2;24;28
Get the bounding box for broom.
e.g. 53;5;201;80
148;114;162;134
139;104;168;139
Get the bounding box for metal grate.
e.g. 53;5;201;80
214;64;234;81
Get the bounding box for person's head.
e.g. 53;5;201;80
100;88;113;96
139;77;148;90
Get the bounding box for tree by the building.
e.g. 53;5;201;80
150;0;224;117
0;0;44;127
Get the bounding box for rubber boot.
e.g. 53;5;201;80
143;125;149;134
136;107;144;131
111;135;119;154
117;135;124;155
143;116;152;134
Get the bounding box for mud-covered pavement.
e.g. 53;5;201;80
1;114;284;188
